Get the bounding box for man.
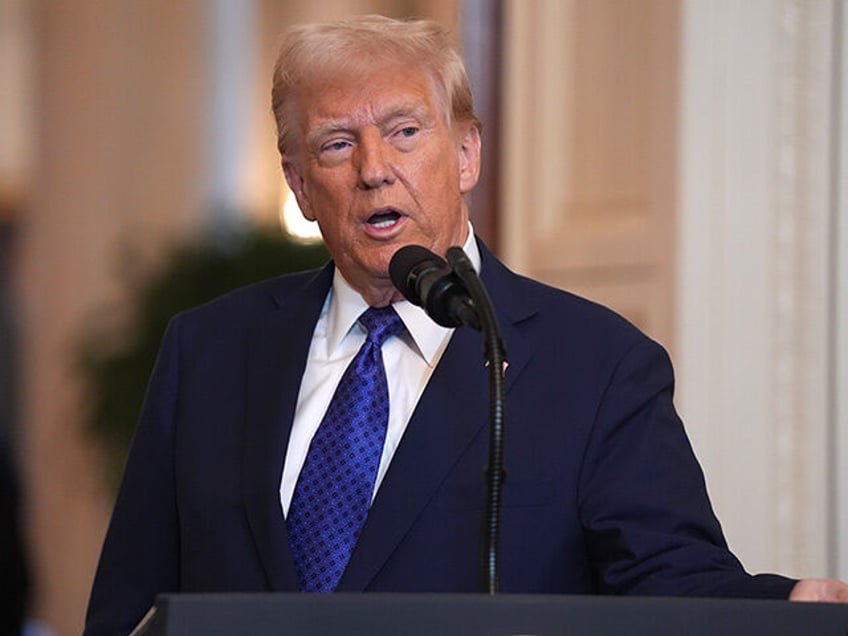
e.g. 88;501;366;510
84;14;847;635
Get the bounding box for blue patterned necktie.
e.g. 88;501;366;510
286;305;405;592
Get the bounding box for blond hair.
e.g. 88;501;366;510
271;14;480;157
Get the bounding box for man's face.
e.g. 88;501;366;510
283;62;481;306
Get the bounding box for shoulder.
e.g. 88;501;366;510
174;264;331;328
480;246;649;356
149;264;332;367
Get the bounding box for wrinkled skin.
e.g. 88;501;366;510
282;63;481;307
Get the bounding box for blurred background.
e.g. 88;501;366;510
1;0;846;634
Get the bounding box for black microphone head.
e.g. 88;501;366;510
389;244;446;305
390;243;480;329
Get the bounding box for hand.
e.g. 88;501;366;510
789;578;848;602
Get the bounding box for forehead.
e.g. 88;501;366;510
292;63;447;135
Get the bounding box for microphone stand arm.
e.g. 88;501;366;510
446;247;507;595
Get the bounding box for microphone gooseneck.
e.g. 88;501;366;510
389;243;507;595
446;247;507;595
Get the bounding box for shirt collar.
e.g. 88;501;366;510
326;224;481;366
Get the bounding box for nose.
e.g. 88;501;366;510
356;130;395;189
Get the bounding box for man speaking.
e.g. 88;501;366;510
84;14;847;635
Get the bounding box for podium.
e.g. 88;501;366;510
135;593;848;635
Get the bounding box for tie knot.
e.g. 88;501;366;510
359;305;404;346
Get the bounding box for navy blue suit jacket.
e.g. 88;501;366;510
84;241;794;635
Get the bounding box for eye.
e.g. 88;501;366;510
324;139;351;153
390;125;420;149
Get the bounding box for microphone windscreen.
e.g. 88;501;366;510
389;245;445;303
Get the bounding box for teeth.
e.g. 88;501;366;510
367;211;400;229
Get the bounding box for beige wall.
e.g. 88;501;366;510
0;0;33;206
501;0;679;350
676;0;845;579
19;2;207;634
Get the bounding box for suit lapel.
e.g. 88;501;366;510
337;325;487;591
338;242;534;591
241;265;332;591
238;242;536;592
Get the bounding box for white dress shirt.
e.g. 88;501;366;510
279;231;481;516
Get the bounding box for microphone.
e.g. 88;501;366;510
391;243;507;594
389;245;481;330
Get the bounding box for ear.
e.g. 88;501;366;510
282;160;315;221
457;124;481;195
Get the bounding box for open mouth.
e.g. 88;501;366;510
366;209;402;229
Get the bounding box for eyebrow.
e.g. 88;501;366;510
306;101;434;148
378;102;433;128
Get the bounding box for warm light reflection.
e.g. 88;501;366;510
280;188;322;242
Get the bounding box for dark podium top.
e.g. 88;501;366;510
135;593;848;636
